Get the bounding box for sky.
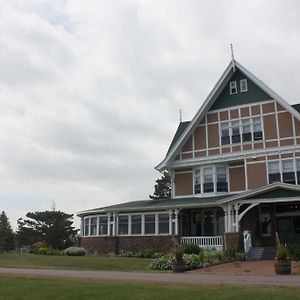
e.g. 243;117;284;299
1;0;300;230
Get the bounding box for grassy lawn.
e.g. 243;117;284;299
0;253;152;272
0;276;300;300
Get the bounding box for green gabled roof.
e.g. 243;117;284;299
209;69;272;111
167;121;190;154
77;195;231;216
246;187;300;200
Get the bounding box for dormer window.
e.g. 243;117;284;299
229;81;237;94
240;79;248;92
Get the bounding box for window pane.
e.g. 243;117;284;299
118;216;128;235
282;160;294;172
232;121;240;143
99;216;108;235
84;218;89;236
269;173;281;183
131;215;142;234
90;217;97;236
253;117;261;132
230;81;237;94
268;161;279;174
159;214;169;234
240;79;248;92
216;167;228;192
194;184;201;194
145;214;155;234
296;159;300;171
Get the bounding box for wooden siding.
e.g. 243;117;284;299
247;163;267;189
175;173;193;196
229;166;245;191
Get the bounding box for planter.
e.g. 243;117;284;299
274;260;291;275
171;261;186;273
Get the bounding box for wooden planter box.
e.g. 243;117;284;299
171;261;186;273
274;260;291;275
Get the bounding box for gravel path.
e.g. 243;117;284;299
0;267;299;287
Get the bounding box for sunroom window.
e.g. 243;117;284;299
84;218;89;236
118;215;129;235
90;217;97;236
158;214;169;234
99;216;108;235
131;215;142;234
145;214;155;234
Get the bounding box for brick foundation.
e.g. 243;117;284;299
80;235;180;254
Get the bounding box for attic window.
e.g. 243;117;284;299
240;79;248;92
229;81;237;94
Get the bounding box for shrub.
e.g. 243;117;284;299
151;255;172;270
235;252;247;261
174;246;184;262
184;254;202;270
64;247;87;256
121;250;134;257
182;243;201;255
288;243;300;261
31;246;62;256
137;249;158;258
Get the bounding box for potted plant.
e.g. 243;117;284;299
274;244;291;275
171;246;186;273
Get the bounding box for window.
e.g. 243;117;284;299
158;214;169;234
296;159;300;183
118;215;128;235
229;81;237;94
231;121;240;143
194;165;228;194
194;170;201;194
253;117;263;140
99;216;108;235
240;79;248;92
84;218;89;236
242;119;251;142
145;214;155;234
268;161;280;183
217;167;228;192
90;217;97;236
282;160;295;184
203;167;214;193
221;122;230;145
131;215;142;234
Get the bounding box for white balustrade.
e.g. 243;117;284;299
180;236;223;251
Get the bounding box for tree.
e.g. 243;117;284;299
16;210;77;250
0;211;15;252
149;171;171;199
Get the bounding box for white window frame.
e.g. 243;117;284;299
240;79;248;92
229;81;237;94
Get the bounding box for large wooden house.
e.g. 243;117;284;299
78;60;300;254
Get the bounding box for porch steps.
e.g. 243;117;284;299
247;247;276;260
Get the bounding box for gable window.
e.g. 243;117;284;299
229;81;237;94
282;160;295;184
231;121;240;143
240;79;248;92
99;216;108;235
268;161;280;184
203;167;214;193
217;167;228;192
194;165;228;194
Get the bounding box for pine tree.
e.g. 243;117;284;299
149;171;171;199
0;211;15;252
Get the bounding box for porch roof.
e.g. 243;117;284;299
77;195;231;217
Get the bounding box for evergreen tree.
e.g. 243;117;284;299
16;210;77;250
0;211;15;252
149;171;171;199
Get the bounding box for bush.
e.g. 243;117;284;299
288;243;300;261
151;255;172;270
184;254;202;270
64;247;87;256
137;249;157;258
174;246;184;261
121;250;134;257
182;243;201;255
31;247;62;256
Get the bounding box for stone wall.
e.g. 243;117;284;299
80;235;180;254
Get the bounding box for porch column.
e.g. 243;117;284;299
234;204;239;232
168;210;173;235
174;209;179;235
224;209;228;232
112;212;117;236
227;205;232;232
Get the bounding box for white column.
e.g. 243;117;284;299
224;209;228;233
175;209;179;235
107;213;111;236
235;204;239;232
228;206;232;232
155;213;159;235
141;214;145;235
112;213;117;236
128;215;132;235
169;210;173;235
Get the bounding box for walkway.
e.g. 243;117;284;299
0;267;299;287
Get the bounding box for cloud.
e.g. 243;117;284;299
1;0;300;229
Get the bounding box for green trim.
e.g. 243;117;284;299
209;69;272;111
247;188;300;200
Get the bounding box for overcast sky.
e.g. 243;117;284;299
1;0;300;229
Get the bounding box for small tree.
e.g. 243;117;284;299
16;210;77;250
149;171;171;199
0;211;15;252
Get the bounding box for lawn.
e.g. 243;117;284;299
0;253;152;272
0;276;300;300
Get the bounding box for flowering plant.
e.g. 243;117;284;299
275;245;290;262
172;246;185;263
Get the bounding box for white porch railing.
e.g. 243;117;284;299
243;230;252;253
180;236;223;251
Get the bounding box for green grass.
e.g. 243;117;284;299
0;276;300;300
0;253;152;272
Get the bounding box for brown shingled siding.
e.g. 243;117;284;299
207;113;218;123
207;124;219;148
262;102;275;113
194;126;206;150
247;162;267;189
175;172;193;196
229;166;245;191
278;112;293;138
263;114;277;140
182;136;193;152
